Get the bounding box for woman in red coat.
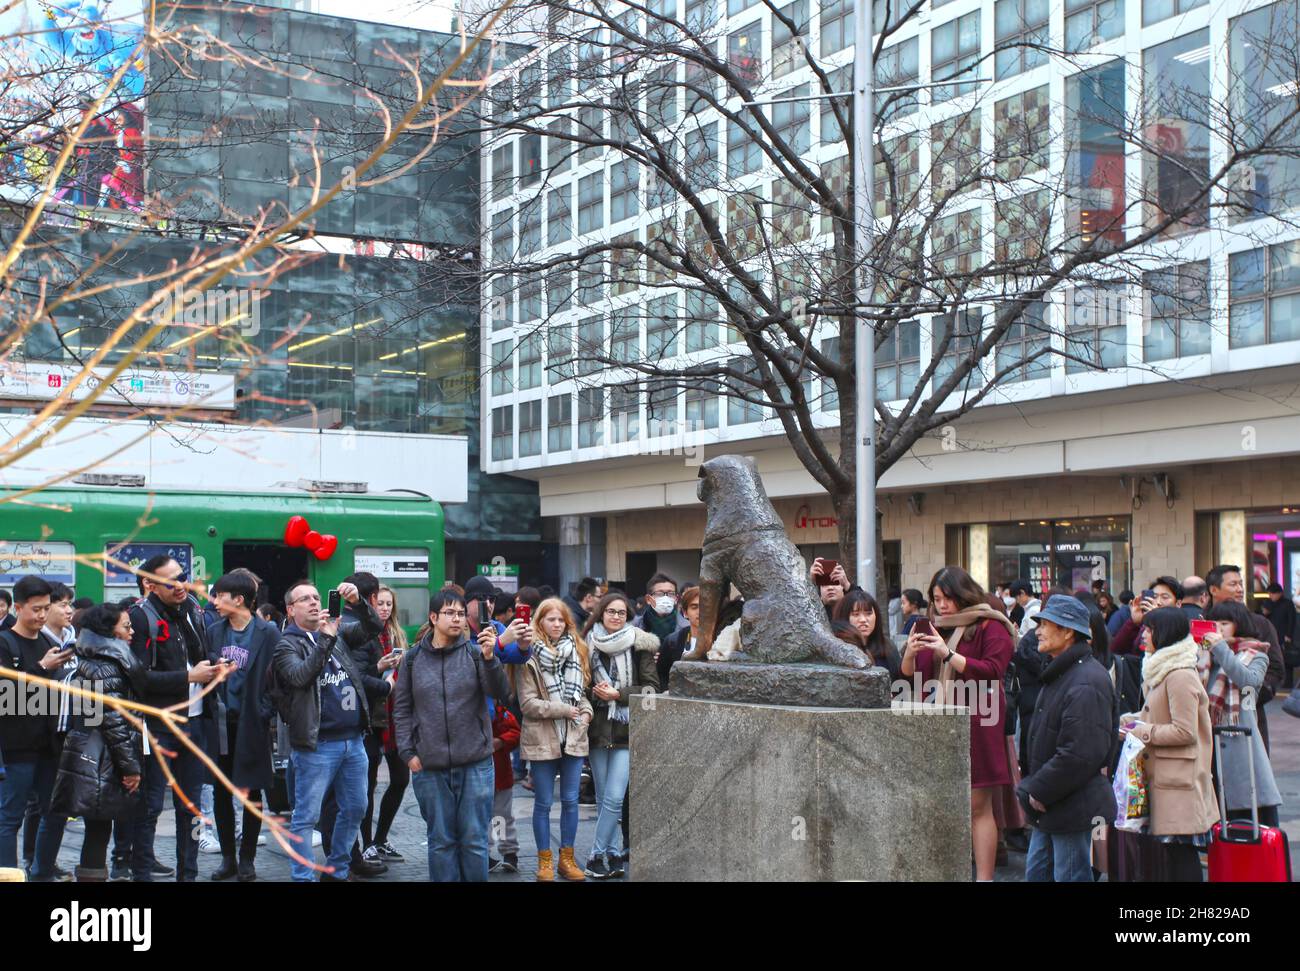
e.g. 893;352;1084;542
902;566;1018;882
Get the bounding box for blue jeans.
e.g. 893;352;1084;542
132;726;205;881
530;755;583;852
411;756;494;882
288;735;368;882
1026;828;1094;882
588;746;630;857
0;757;62;875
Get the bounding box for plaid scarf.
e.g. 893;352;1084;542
589;623;635;724
1199;637;1264;727
535;633;586;747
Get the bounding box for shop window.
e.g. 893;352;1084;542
987;517;1132;593
1144;261;1211;360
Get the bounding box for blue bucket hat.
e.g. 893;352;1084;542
1034;596;1092;637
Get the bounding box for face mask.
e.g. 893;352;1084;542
1002;595;1014;609
653;595;675;616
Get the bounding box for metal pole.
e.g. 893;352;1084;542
852;0;876;597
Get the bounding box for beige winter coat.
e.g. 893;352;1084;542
518;654;593;761
1132;667;1220;837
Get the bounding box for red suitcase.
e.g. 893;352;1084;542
1208;724;1292;882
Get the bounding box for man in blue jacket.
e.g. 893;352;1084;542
205;569;281;882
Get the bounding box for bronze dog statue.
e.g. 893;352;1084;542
683;455;869;669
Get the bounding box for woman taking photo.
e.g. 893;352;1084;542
1115;607;1218;882
519;599;593;881
902;567;1017;882
362;585;411;865
833;589;900;679
656;585;700;689
1201;600;1282;829
51;603;146;882
581;591;659;879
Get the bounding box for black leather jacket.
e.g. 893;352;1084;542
271;603;386;751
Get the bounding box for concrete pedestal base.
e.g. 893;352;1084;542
630;696;971;881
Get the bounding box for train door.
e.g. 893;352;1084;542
223;542;309;609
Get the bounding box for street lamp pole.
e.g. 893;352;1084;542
852;0;877;596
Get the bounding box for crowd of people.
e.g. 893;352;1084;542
0;555;1291;884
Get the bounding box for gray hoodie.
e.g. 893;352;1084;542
391;633;510;772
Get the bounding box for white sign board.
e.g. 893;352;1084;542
355;548;430;580
0;361;236;410
0;540;75;584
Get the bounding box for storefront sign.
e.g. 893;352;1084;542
0;541;75;584
355;549;429;580
0;361;236;411
477;562;518;594
793;504;838;529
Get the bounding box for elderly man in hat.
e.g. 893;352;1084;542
1017;596;1117;882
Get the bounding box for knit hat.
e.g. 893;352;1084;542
463;575;496;602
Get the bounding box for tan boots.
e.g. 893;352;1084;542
557;847;585;881
536;849;555;881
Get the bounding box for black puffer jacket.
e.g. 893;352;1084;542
1018;641;1117;833
341;602;387;729
52;630;147;821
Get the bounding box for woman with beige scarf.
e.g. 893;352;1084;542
902;566;1018;882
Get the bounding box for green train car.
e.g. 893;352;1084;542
0;485;444;634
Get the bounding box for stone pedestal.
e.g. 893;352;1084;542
630;696;971;882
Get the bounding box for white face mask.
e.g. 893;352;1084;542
652;595;675;616
1002;595;1014;609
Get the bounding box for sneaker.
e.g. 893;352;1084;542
319;871;354;883
256;834;267;847
374;841;403;862
109;862;132;882
606;852;626;879
351;856;387;878
151;861;175;878
198;833;222;855
584;854;611;880
500;853;519;873
361;845;384;865
488;856;503;872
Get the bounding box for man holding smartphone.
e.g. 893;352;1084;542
271;579;385;882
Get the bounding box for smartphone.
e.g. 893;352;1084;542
1190;619;1217;644
912;617;935;637
327;590;342;618
478;599;492;628
815;559;840;586
515;603;532;626
1140;589;1155;601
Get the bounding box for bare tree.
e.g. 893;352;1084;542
464;0;1300;583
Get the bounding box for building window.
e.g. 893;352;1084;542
773;0;810;79
548;49;570;105
547;394;572;452
547;186;572;246
1065;0;1124;53
646;216;678;284
490;208;512;264
610;308;640;363
518;334;542;389
1144;30;1210;237
1229;242;1300;348
491;144;513;201
686;0;718;32
728;20;762;82
932;209;982;277
772;85;810;155
726;193;764;260
872;135;920;221
490;278;511;332
577;252;604;306
993;85;1049;181
547;117;572;174
685;123;718;192
519;399;542;457
490;340;512;395
988;517;1132;594
578;172;604;234
686;291;719;351
1143;0;1204;27
931;111;981;199
491;405;513;460
547;321;574;381
611;160;640;222
1144;261;1210;360
520;133;542;186
819;337;841;411
727;357;765;425
647;294;679;359
1065;283;1127;372
1066;59;1126;251
610;386;640;442
821;0;853;55
685;384;720;428
578;27;603;72
519;277;542;322
728;0;758;18
822;65;851;146
647;63;678;129
611;232;640;296
1229;4;1300;223
875;320;920;402
578;106;604;165
547;271;574;317
646;379;679;431
996;300;1052;381
994;190;1050;263
519;202;541;256
932;11;981;103
932;308;983;388
822;153;850;233
995;0;1049;79
728;118;762;178
771;178;812;244
876;39;919;122
578;388;604;447
577;315;604;374
685;41;721;113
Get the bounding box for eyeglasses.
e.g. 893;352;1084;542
604;609;628;618
290;593;321;605
439;610;467;619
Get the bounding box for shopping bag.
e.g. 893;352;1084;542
1112;732;1149;832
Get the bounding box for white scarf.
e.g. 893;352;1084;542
589;623;635;724
1141;634;1199;691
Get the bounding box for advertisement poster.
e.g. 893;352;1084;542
1018;550;1110;592
0;359;236;410
103;542;191;586
0;540;76;584
0;1;147;214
